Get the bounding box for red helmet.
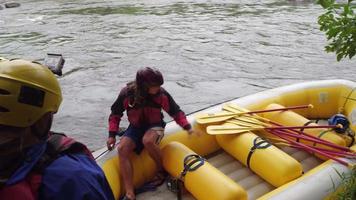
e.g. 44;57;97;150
136;67;164;87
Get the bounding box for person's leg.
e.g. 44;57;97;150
117;136;136;199
142;127;164;172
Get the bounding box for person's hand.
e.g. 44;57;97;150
187;128;202;137
106;137;116;150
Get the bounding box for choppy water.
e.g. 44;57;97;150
0;0;355;150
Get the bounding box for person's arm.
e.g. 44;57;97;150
108;88;126;137
107;88;127;150
40;154;115;200
161;89;193;133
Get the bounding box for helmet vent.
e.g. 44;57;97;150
0;89;10;95
18;85;45;107
0;106;9;112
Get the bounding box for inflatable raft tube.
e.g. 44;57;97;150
162;142;247;200
216;132;302;187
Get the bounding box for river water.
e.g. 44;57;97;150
0;0;355;151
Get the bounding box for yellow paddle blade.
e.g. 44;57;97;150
206;125;265;135
199;103;310;126
225;120;255;127
224;103;314;114
223;103;250;113
223;104;273;124
207;125;250;135
226;119;267;128
232;116;266;126
195;111;243;124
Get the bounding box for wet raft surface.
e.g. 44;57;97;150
137;146;322;200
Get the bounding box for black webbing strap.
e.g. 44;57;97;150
318;130;331;138
180;154;205;179
312;129;332;147
347;131;355;147
246;137;271;168
169;154;204;200
297;121;314;142
166;177;184;200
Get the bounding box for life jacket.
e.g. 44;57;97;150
109;86;190;132
0;132;92;200
123;87;164;127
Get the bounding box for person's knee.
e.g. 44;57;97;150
142;131;156;147
117;143;132;157
142;137;155;148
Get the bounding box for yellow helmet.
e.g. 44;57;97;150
0;59;62;127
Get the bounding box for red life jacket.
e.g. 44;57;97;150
0;133;92;200
109;86;191;132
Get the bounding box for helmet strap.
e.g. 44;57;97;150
30;113;53;141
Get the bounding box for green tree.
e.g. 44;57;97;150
317;0;356;61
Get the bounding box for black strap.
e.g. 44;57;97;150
318;130;331;138
246;137;271;168
347;132;355;147
177;180;183;200
297;121;314;142
166;154;204;200
311;129;332;147
180;154;205;179
166;177;183;200
300;121;314;132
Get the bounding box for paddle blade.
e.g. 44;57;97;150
223;103;313;115
195;111;239;124
225;120;256;127
223;103;250;113
231;116;266;126
206;125;250;135
206;124;266;135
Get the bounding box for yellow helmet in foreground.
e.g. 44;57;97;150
0;59;62;127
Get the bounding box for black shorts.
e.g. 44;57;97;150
123;123;165;154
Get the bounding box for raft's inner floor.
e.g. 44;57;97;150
137;142;323;200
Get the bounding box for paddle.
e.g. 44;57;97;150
195;111;241;124
219;104;355;166
267;129;353;167
273;142;356;158
206;123;353;166
228;116;264;126
223;117;352;152
261;133;356;158
222;104;353;152
207;124;342;135
271;129;351;152
222;103;356;164
206;123;350;151
207;125;255;135
196;104;313;124
311;146;356;158
223;103;299;126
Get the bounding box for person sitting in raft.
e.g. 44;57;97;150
0;59;114;200
106;67;197;200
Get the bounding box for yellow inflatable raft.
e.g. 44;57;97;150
94;79;356;200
